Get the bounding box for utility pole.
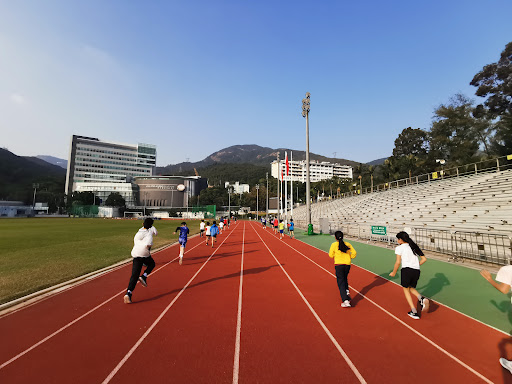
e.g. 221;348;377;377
32;183;39;210
266;172;269;224
256;184;259;220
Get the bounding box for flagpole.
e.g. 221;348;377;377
290;151;293;218
284;152;288;225
277;152;280;221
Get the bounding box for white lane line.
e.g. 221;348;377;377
260;227;494;384
0;241;202;370
252;224;367;384
102;228;237;384
232;223;245;384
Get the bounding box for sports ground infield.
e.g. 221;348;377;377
1;220;511;383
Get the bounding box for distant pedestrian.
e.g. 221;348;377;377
273;217;279;233
261;217;266;229
288;219;295;239
480;266;512;374
210;220;219;247
389;231;429;320
329;231;356;307
124;218;156;304
174;222;189;265
199;219;205;238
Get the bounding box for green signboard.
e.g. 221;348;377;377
371;226;387;235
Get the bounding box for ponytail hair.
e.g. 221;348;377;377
396;231;424;256
334;231;350;253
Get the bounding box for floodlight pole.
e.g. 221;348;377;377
32;183;39;209
302;93;312;233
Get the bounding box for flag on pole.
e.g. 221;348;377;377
285;152;289;176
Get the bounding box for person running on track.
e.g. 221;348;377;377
288;219;295;239
219;219;224;234
480;265;512;374
205;222;211;246
174;222;189;265
273;217;279;233
278;220;285;239
329;231;356;307
124;218;156;304
261;216;266;229
210;220;219;247
389;231;429;319
199;219;205;238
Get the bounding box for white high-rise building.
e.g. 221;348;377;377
271;159;353;182
65;135;156;205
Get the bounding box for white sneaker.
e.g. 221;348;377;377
179;257;183;265
420;297;429;312
341;300;351;308
500;358;512;374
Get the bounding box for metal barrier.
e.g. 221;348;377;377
296;220;512;265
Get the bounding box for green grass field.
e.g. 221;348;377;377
0;218;200;305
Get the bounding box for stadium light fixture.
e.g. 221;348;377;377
302;92;312;234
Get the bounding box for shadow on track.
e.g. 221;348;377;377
351;273;389;307
137;264;282;304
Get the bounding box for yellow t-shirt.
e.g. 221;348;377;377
279;222;285;230
328;241;356;265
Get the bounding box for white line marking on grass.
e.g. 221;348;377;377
102;229;237;384
262;228;494;384
0;242;202;370
232;223;245;384
251;224;367;384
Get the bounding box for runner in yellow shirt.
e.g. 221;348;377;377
328;231;356;307
278;220;285;240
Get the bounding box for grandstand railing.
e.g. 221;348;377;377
294;220;512;265
338;154;512;198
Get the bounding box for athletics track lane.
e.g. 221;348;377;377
105;222;245;383
0;227;233;383
252;222;507;383
238;223;362;383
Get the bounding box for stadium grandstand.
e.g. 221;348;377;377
292;164;512;265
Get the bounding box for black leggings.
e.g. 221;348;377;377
335;264;351;301
127;256;155;292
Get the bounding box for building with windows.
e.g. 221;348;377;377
65;135;156;205
271;159;353;182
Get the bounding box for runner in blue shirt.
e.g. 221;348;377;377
174;222;189;265
288;219;295;239
210;221;219;248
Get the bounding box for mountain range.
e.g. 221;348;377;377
156;144;368;175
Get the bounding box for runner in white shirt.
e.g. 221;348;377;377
205;222;211;246
219;220;224;233
124;218;156;304
199;220;205;238
481;265;512;374
389;231;429;320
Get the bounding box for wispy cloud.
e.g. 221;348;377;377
9;93;26;105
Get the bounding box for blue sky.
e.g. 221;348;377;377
1;1;511;166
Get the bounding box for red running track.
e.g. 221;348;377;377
0;221;510;383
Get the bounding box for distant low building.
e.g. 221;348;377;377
225;181;249;194
0;201;34;217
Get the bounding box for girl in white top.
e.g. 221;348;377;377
389;231;429;320
205;222;211;245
